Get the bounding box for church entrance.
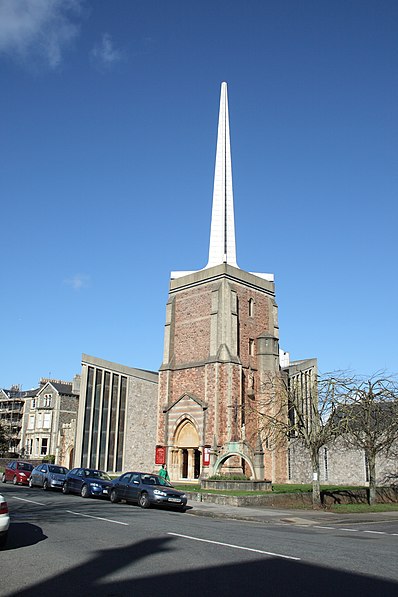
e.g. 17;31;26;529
172;419;201;481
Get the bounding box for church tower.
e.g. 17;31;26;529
157;83;287;482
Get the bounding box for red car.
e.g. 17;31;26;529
2;461;34;485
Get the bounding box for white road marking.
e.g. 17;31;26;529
363;530;387;535
313;526;336;530
67;510;129;526
339;528;359;532
12;496;46;506
168;532;300;561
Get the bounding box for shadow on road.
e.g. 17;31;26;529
4;522;47;551
5;534;398;597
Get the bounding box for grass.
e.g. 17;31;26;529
329;503;398;513
174;483;366;495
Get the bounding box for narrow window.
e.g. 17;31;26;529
41;438;48;455
248;298;254;317
249;339;255;357
324;447;328;481
364;453;369;482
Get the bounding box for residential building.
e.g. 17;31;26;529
21;378;79;460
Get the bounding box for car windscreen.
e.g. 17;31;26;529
17;463;33;471
87;470;111;481
49;466;68;474
141;475;171;487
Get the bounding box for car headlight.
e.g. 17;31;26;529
19;472;26;477
89;482;101;488
153;490;167;497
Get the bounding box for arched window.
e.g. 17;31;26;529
248;298;254;317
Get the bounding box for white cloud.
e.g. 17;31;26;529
90;32;122;70
64;274;90;291
0;0;84;69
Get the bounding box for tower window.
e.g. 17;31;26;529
248;298;254;317
249;339;255;357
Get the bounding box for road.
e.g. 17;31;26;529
1;483;398;596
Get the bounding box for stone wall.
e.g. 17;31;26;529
289;436;398;486
123;375;158;473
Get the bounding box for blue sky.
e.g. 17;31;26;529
1;0;397;390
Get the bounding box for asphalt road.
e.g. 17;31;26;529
1;483;398;597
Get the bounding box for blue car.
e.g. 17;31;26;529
62;467;112;498
29;463;69;490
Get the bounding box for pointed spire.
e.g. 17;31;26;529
205;82;238;269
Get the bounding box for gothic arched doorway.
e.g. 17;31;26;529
172;419;201;480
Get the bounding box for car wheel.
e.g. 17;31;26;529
62;482;69;494
1;473;6;483
81;484;90;498
29;478;34;488
43;480;48;491
110;489;119;504
13;476;18;486
138;492;150;509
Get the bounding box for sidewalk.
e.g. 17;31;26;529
187;498;398;526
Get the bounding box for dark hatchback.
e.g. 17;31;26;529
110;472;187;511
62;468;112;498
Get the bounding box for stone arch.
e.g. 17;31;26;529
171;416;201;481
172;414;200;445
68;448;74;469
214;450;255;479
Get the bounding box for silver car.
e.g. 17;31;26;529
29;464;69;490
0;493;10;548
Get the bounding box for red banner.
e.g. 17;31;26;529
155;446;166;465
202;447;211;466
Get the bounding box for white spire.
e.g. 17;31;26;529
170;82;274;282
205;82;238;269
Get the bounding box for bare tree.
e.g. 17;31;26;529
251;371;347;508
336;374;398;504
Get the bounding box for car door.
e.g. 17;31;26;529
112;473;131;501
30;466;40;485
126;473;141;502
38;464;48;486
6;462;15;482
68;468;81;493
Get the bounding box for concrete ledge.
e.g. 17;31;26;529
201;480;272;491
186;486;398;508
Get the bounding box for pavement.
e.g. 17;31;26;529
187;498;398;526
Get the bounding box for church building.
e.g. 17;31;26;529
156;83;308;483
72;83;316;483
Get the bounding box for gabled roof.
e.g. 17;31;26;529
37;381;77;397
163;392;208;413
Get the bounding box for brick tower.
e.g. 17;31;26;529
157;83;287;482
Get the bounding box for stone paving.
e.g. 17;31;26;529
187;498;398;526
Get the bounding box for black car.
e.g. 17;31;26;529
110;472;187;511
29;463;69;490
62;468;112;498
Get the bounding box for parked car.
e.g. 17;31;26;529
62;468;112;498
1;461;34;485
110;472;187;511
29;463;69;490
0;493;10;548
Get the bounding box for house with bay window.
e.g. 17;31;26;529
21;378;79;461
